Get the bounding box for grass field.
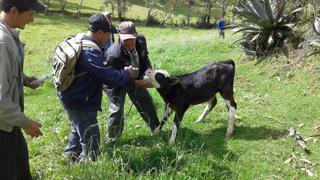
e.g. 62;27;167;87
19;14;320;179
42;0;224;25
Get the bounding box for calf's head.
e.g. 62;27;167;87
143;69;179;89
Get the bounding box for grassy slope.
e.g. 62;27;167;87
42;0;222;24
20;13;320;179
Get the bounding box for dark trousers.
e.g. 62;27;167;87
219;29;225;39
0;127;32;180
104;85;160;143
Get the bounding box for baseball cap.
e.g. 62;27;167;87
88;13;112;33
0;0;46;12
118;21;137;40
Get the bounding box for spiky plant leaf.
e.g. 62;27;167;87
313;17;320;35
232;0;303;57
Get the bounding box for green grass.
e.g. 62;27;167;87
20;14;320;179
41;0;223;24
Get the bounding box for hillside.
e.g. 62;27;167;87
18;13;320;179
41;0;224;26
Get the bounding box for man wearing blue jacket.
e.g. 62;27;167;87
58;14;150;163
217;16;226;39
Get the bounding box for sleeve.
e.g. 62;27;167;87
137;35;152;69
0;44;32;129
79;48;133;87
104;51;124;69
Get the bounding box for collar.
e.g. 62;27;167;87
82;35;102;48
0;17;21;41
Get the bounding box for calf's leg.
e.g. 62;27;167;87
221;92;237;137
169;107;187;145
160;104;171;128
195;95;217;122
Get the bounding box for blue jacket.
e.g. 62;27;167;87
58;36;133;111
217;20;225;30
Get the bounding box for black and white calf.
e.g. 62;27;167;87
144;60;237;144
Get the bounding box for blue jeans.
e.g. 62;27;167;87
61;103;100;162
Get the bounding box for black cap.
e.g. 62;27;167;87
1;0;47;12
88;13;112;33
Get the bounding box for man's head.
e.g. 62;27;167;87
118;21;137;52
102;11;113;24
0;0;46;29
88;13;112;45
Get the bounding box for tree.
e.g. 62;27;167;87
185;0;196;27
145;0;159;25
76;0;85;17
204;0;213;25
160;0;179;26
193;0;214;28
221;0;228;17
44;0;51;15
60;0;67;14
104;0;116;17
104;0;132;20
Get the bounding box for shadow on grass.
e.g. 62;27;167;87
105;142;233;178
102;125;286;177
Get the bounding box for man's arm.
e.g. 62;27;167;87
137;35;152;69
79;49;134;87
0;44;42;137
23;75;42;89
0;44;32;128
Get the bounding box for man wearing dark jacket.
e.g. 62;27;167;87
58;14;149;163
104;21;160;144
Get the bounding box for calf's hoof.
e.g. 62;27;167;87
151;126;161;136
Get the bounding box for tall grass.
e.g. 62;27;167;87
21;14;320;179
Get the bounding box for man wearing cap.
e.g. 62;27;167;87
58;14;150;163
102;11;117;50
104;21;160;144
217;16;226;39
0;0;46;179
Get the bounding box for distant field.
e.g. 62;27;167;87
41;0;223;24
21;14;320;179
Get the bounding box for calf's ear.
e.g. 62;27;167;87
169;77;179;86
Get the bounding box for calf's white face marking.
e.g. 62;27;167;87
143;69;170;89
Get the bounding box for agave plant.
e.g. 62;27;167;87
231;0;303;57
305;17;320;57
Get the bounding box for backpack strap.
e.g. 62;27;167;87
74;33;102;52
73;36;102;78
81;39;102;52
